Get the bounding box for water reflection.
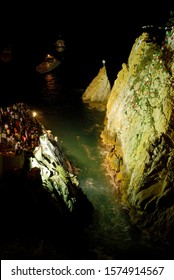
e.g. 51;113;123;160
24;65;174;259
38;96;174;260
40;72;63;104
45;73;57;89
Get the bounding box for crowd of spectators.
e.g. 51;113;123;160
0;102;43;156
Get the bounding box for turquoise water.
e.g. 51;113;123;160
33;73;174;259
1;62;173;260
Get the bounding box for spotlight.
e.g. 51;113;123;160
33;111;37;118
102;59;106;66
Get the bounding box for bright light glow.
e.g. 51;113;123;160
102;59;106;66
33;111;37;117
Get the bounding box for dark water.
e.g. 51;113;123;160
0;56;174;260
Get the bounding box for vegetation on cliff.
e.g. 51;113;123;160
101;20;174;241
82;12;174;242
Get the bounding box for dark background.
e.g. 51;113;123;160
0;1;174;260
0;1;173;87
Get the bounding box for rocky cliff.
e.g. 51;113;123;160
0;103;93;237
82;65;111;110
29;132;92;220
83;25;174;241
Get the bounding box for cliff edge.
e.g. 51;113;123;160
0;103;93;241
101;27;174;241
81;20;174;241
82;65;111;111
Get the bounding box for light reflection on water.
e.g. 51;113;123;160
36;87;173;259
2;58;173;259
40;72;63;104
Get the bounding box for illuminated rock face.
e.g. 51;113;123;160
101;29;174;241
82;66;111;111
30;134;93;219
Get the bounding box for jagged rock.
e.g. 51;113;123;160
80;29;174;241
0;105;93;240
82;66;111;110
29;133;93;223
100;27;174;241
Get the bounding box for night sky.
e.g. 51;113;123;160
1;1;172;47
0;1;173;85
